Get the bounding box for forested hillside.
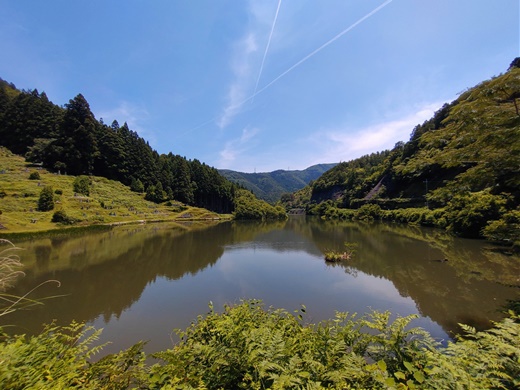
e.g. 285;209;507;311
0;80;236;213
220;163;337;203
283;59;520;245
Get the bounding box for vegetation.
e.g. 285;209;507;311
233;189;287;220
282;60;520;248
0;147;232;234
37;185;55;212
324;242;357;262
0;300;518;389
73;175;91;196
220;163;337;204
0;81;239;214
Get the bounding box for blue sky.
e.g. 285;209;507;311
0;1;518;172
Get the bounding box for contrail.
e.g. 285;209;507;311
254;0;393;97
175;0;393;138
252;0;282;102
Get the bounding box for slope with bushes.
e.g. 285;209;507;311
283;60;520;246
0;147;229;234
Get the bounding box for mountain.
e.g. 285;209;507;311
282;59;520;245
219;163;337;203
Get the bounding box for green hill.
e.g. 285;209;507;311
0;80;237;214
0;147;228;234
219;163;337;203
282;59;520;246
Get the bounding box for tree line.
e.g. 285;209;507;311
0;80;237;213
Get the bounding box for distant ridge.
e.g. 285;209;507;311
220;163;337;203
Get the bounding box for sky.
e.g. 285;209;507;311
0;1;518;173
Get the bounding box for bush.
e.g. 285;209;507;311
150;301;520;389
73;176;91;196
51;210;77;225
444;190;507;238
0;322;147;389
130;178;145;193
0;300;519;389
28;171;40;180
233;189;287;220
37;186;54;212
482;209;520;248
54;189;63;195
354;203;382;221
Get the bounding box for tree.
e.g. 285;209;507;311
37;186;54;211
130;178;145;193
73;176;91;196
59;94;99;175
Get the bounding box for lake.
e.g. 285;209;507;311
3;217;519;356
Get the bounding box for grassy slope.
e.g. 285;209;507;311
0;147;230;234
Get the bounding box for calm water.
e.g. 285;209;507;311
3;217;519;356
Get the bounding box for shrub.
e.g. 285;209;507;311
482;209;520;248
234;189;287;220
130;178;145;193
0;300;518;389
37;186;54;212
354;203;382;221
51;210;77;225
54;189;63;195
73;176;91;196
0;322;148;389
28;171;40;180
444;190;507;238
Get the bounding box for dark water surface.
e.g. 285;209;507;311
3;217;519;356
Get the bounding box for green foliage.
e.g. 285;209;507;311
0;322;148;389
284;63;520;242
0;82;239;214
145;182;167;203
150;300;520;389
51;210;77;225
0;299;518;389
443;190;507;238
324;242;357;262
220;163;337;203
73;175;91;196
37;185;54;212
130;177;145;193
483;209;520;248
354;203;383;222
422;313;520;389
233;189;287;220
28;171;40;180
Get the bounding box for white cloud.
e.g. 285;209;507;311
218;34;258;129
219;127;260;166
218;1;280;128
310;103;441;163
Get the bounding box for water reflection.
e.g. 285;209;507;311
2;218;519;355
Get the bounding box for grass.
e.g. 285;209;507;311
324;242;357;262
0;147;232;235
